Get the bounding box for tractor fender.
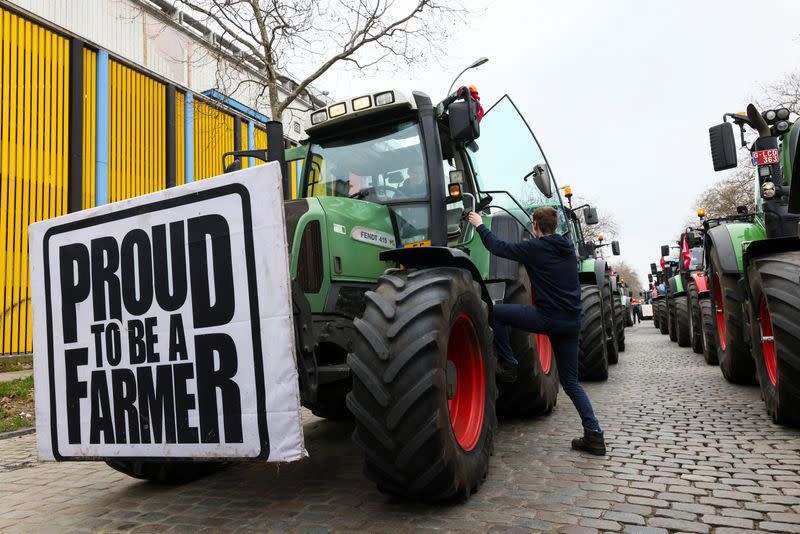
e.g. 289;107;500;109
742;235;800;271
380;246;494;313
668;275;685;296
577;257;598;285
690;272;709;296
704;225;741;274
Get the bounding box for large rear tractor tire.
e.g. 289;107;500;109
614;297;626;353
348;267;496;501
105;461;227;483
579;285;608;381
625;303;634;327
675;295;692;348
700;298;719;365
747;252;800;426
709;247;755;384
658;300;669;335
667;298;678;342
687;282;704;354
602;280;619;365
496;272;560;418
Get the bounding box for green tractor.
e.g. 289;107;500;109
706;104;800;425
561;191;621;380
239;89;569;499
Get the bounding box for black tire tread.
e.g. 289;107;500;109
579;284;608;381
675;295;691;347
688;282;704;354
700;298;719;365
348;266;496;502
106;461;226;484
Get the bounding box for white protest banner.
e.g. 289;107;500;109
29;163;305;462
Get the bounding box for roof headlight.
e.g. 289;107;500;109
328;102;347;118
352;95;372;111
375;91;395;106
311;110;328;125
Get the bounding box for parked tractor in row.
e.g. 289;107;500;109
702;105;800;426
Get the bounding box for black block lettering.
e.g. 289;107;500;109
152;222;187;311
173;363;199;443
188;215;235;328
168;313;187;361
111;368;140;444
136;365;176;444
65;348;88;444
127;319;146;365
145;316;159;363
105;322;122;366
121;229;154;316
89;370;114;444
90;236;121;323
59;243;90;343
195;333;242;444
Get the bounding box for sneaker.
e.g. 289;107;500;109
496;360;518;382
571;428;606;455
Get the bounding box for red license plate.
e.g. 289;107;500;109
753;149;780;165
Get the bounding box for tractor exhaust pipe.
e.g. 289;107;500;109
746;104;771;138
265;120;290;200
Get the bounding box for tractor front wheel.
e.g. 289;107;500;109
675;296;691;347
658;300;669;335
105;461;227;483
602;280;619;365
614;297;626;353
748;252;800;426
699;298;719;365
348;267;496;501
687;282;704;354
579;284;608;381
709;246;755;384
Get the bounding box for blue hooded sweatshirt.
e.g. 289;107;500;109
476;224;582;320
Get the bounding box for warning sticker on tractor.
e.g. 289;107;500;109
29;164;305;462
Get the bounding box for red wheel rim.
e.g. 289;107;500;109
714;274;726;351
535;334;552;374
446;313;486;451
759;295;777;386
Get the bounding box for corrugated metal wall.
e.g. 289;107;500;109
0;6;285;354
193;100;234;181
175;90;185;185
108;59;166;202
0;7;70;354
82;47;96;209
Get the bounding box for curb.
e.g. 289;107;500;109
0;427;35;440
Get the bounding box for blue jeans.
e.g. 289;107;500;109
494;303;601;432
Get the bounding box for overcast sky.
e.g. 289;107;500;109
317;0;800;287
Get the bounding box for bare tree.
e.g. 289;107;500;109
759;72;800;114
172;0;465;121
571;195;619;243
610;260;643;296
693;166;756;219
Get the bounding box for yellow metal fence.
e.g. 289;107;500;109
0;8;70;354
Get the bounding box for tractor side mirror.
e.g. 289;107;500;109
584;207;599;225
648;273;653;282
660;244;670;257
685;232;696;248
449;99;480;142
736;205;749;214
612;240;620;256
531;164;553;198
650;263;658;275
709;122;738;171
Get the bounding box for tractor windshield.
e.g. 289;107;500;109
466;95;564;231
303;120;427;201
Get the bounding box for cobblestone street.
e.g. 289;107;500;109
1;324;799;533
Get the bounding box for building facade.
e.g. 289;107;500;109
0;0;320;354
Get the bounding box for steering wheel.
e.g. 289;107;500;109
349;185;397;200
